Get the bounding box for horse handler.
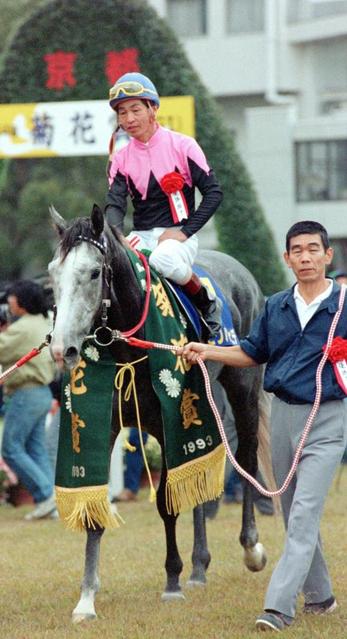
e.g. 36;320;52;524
105;71;223;338
179;220;347;632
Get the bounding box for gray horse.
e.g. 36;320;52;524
48;203;272;622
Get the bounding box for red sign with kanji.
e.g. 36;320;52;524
44;51;77;90
43;48;140;91
105;48;139;85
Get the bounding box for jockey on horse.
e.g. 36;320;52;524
105;71;223;339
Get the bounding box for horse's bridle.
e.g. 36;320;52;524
76;234;152;346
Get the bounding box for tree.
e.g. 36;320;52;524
0;0;286;293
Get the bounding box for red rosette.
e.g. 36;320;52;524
160;172;185;194
323;336;347;363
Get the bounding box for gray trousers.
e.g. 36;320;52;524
264;397;347;618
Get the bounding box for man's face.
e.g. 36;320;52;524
7;294;24;318
284;233;333;284
116;99;157;142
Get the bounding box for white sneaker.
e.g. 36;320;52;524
24;494;56;521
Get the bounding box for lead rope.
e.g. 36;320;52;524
126;284;346;498
0;339;50;383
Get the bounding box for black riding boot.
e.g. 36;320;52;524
182;274;222;340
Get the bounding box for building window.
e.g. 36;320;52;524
167;0;207;37
295;140;347;202
287;0;347;24
226;0;264;34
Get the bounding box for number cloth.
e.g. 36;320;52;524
55;249;225;530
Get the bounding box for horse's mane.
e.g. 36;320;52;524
60;216;122;260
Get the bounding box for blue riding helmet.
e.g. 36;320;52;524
109;72;160;109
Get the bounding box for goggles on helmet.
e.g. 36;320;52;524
109;81;158;101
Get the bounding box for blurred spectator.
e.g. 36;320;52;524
45;375;62;474
0;280;57;520
329;269;347;285
0;303;9;416
224;467;243;504
113;427;149;502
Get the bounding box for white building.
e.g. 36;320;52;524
148;0;347;269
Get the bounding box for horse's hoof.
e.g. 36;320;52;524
161;590;186;602
72;613;97;624
186;579;206;588
243;542;267;572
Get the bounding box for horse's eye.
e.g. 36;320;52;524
91;269;101;280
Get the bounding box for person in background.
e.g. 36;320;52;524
105;72;223;339
0;304;9;416
0;280;57;521
180;221;347;632
113;427;149;502
45;374;62;475
329;268;347;286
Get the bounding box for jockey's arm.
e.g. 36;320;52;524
179;163;223;238
179;342;258;368
105;169;128;233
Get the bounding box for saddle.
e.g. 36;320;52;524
167;265;239;347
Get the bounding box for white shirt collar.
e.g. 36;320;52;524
294;280;333;307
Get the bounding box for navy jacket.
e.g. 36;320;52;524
240;282;347;404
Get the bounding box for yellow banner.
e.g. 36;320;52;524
0;96;195;158
157;96;195;137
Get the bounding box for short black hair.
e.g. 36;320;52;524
286;221;330;252
7;280;48;317
115;98;156;113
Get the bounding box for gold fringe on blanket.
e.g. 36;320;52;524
165;443;226;516
56;484;124;532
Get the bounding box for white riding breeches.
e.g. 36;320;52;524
127;227;198;285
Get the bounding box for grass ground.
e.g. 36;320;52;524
0;468;346;639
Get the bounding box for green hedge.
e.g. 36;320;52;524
0;0;286;293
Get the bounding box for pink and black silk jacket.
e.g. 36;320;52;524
105;125;223;237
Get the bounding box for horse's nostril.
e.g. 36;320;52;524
65;346;79;360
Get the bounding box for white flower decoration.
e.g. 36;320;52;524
159;369;181;398
179;312;187;329
84;345;100;362
64;383;72;413
159;369;172;384
165;377;181;398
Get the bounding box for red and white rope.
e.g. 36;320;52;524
0;347;43;383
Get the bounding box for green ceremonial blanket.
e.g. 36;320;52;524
55;249;225;530
55;345;123;531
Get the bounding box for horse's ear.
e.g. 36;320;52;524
91;203;104;237
49;205;67;237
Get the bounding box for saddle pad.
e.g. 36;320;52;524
169;264;239;346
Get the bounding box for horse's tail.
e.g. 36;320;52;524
257;390;281;514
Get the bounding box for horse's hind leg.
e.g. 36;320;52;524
218;370;267;572
240;481;267;572
187;504;211;587
156;469;185;601
72;527;104;623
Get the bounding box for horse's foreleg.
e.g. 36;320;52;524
187;504;210;587
72;527;104;623
240;481;267;572
156;470;185;601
